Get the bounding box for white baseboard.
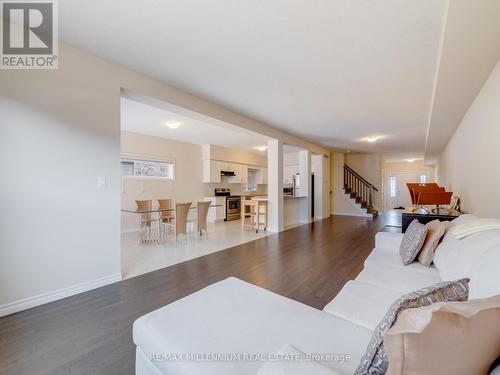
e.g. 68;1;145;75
284;222;308;230
312;215;328;222
0;273;122;317
331;211;373;218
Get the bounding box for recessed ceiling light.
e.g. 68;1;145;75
346;150;351;153
254;145;267;152
365;136;380;143
164;120;182;129
407;159;415;163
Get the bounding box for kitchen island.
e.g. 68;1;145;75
284;195;308;229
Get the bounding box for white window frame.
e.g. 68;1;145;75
121;153;175;181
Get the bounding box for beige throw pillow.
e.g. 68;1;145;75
417;220;450;267
354;278;469;375
384;295;500;375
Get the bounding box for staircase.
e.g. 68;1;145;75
343;164;379;218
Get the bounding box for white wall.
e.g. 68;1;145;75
311;154;324;220
267;140;284;232
121;131;206;232
331;152;363;216
438;60;500;217
297;150;311;223
385;160;436;180
0;43;330;316
0;50;122;316
283;152;299;166
202;144;267;167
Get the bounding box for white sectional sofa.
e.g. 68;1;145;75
133;214;500;375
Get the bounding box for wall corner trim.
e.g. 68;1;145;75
0;273;122;317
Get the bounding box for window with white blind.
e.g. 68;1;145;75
389;176;396;198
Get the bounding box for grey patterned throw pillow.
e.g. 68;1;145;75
399;219;427;265
354;278;470;375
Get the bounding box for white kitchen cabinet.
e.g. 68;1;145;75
220;162;237;173
239;164;248;183
261;167;268;184
252;167;268;185
205;197;226;222
203;159;267;185
220;162;247;183
284;165;299;184
203;160;221;183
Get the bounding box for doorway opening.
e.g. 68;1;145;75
119;93;272;279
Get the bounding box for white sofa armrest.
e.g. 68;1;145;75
375;232;404;250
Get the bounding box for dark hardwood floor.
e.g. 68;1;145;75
0;214;398;375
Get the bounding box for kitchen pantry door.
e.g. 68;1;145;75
388;173;418;209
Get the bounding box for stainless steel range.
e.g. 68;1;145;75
215;188;241;221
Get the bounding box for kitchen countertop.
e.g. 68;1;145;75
235;193;268;197
204;193;268;198
249;197;268;201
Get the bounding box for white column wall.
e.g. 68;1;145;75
267;140;284;232
311;154;323;220
298;150;311;224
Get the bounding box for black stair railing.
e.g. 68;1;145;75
343;164;379;211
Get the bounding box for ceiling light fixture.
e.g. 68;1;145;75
365;136;380;143
254;145;268;152
164;120;182;129
407;159;415;163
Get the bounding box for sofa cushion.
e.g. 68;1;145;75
468;247;500;299
433;214;477;270
356;263;442;294
133;277;372;375
257;344;344;375
436;229;500;281
417;220;450;267
384;296;500;375
354;279;469;375
375;232;404;250
399;220;427;265
365;247;440;276
323;280;403;330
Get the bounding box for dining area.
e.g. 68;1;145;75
121;199;218;246
120;199;271;279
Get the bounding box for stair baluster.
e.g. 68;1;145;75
343;164;379;217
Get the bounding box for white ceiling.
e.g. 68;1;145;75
59;0;492;160
120;98;270;154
